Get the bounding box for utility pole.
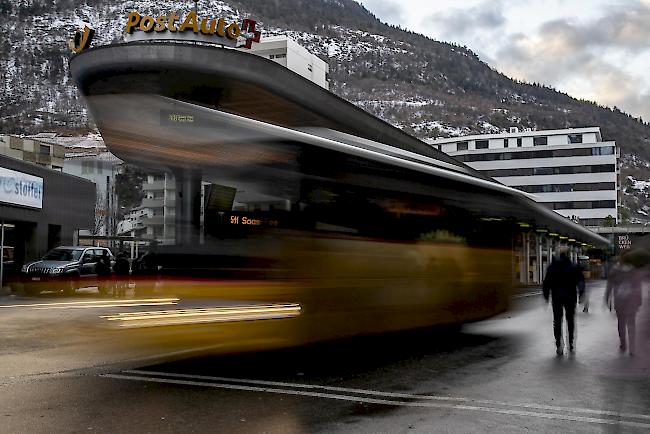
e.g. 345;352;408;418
105;175;110;247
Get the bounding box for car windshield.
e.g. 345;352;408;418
42;249;83;262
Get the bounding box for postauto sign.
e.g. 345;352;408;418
123;11;261;48
0;167;43;209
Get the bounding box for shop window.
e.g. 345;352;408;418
39;144;51;155
457;141;468;151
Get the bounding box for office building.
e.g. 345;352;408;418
429;127;619;227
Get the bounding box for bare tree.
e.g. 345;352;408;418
91;189;105;236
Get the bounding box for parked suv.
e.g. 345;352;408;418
20;246;114;295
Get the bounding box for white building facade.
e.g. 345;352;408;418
429;127;619;227
246;35;329;90
63;152;122;236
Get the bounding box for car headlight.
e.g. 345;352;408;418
21;265;28;273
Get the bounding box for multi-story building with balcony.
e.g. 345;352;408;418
428;127;619;227
140;173;176;243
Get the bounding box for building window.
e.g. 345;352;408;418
568;134;583;144
592;146;614;156
533;136;548;146
457;141;468;151
515;182;615;194
81;161;94;174
547;200;616;210
485;164;615;177
517;138;522;147
39;144;51;155
475;140;489;150
270;54;287;59
455;146;605;162
504;139;509;148
308;64;313;72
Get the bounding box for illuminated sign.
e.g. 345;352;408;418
124;11;261;48
228;214;279;227
0;167;43;209
618;235;632;251
69;25;95;53
164;113;194;124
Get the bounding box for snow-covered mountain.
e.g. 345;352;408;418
1;0;650;221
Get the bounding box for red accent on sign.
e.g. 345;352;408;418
241;19;261;49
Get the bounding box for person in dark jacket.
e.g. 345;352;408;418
113;251;130;276
543;248;585;356
604;253;645;356
112;251;130;297
96;250;113;295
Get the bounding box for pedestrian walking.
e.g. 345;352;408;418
604;253;645;356
578;255;590;313
113;251;130;297
543;247;585;356
96;249;113;295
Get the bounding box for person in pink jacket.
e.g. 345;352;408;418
604;253;646;356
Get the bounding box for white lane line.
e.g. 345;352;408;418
513;291;542;299
124;370;650;421
100;373;650;429
0;298;180;308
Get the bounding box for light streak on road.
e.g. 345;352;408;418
100;303;302;328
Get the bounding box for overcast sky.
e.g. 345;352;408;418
357;0;650;121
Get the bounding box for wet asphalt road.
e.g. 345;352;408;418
0;281;649;433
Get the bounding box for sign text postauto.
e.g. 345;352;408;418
124;11;260;47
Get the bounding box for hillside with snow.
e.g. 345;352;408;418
1;0;649;222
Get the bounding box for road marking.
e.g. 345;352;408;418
513;291;542;299
0;298;180;309
123;370;650;421
101;372;650;429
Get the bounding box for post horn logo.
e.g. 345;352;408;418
69;25;95;53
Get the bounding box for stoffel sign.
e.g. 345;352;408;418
0;167;43;209
124;11;261;48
